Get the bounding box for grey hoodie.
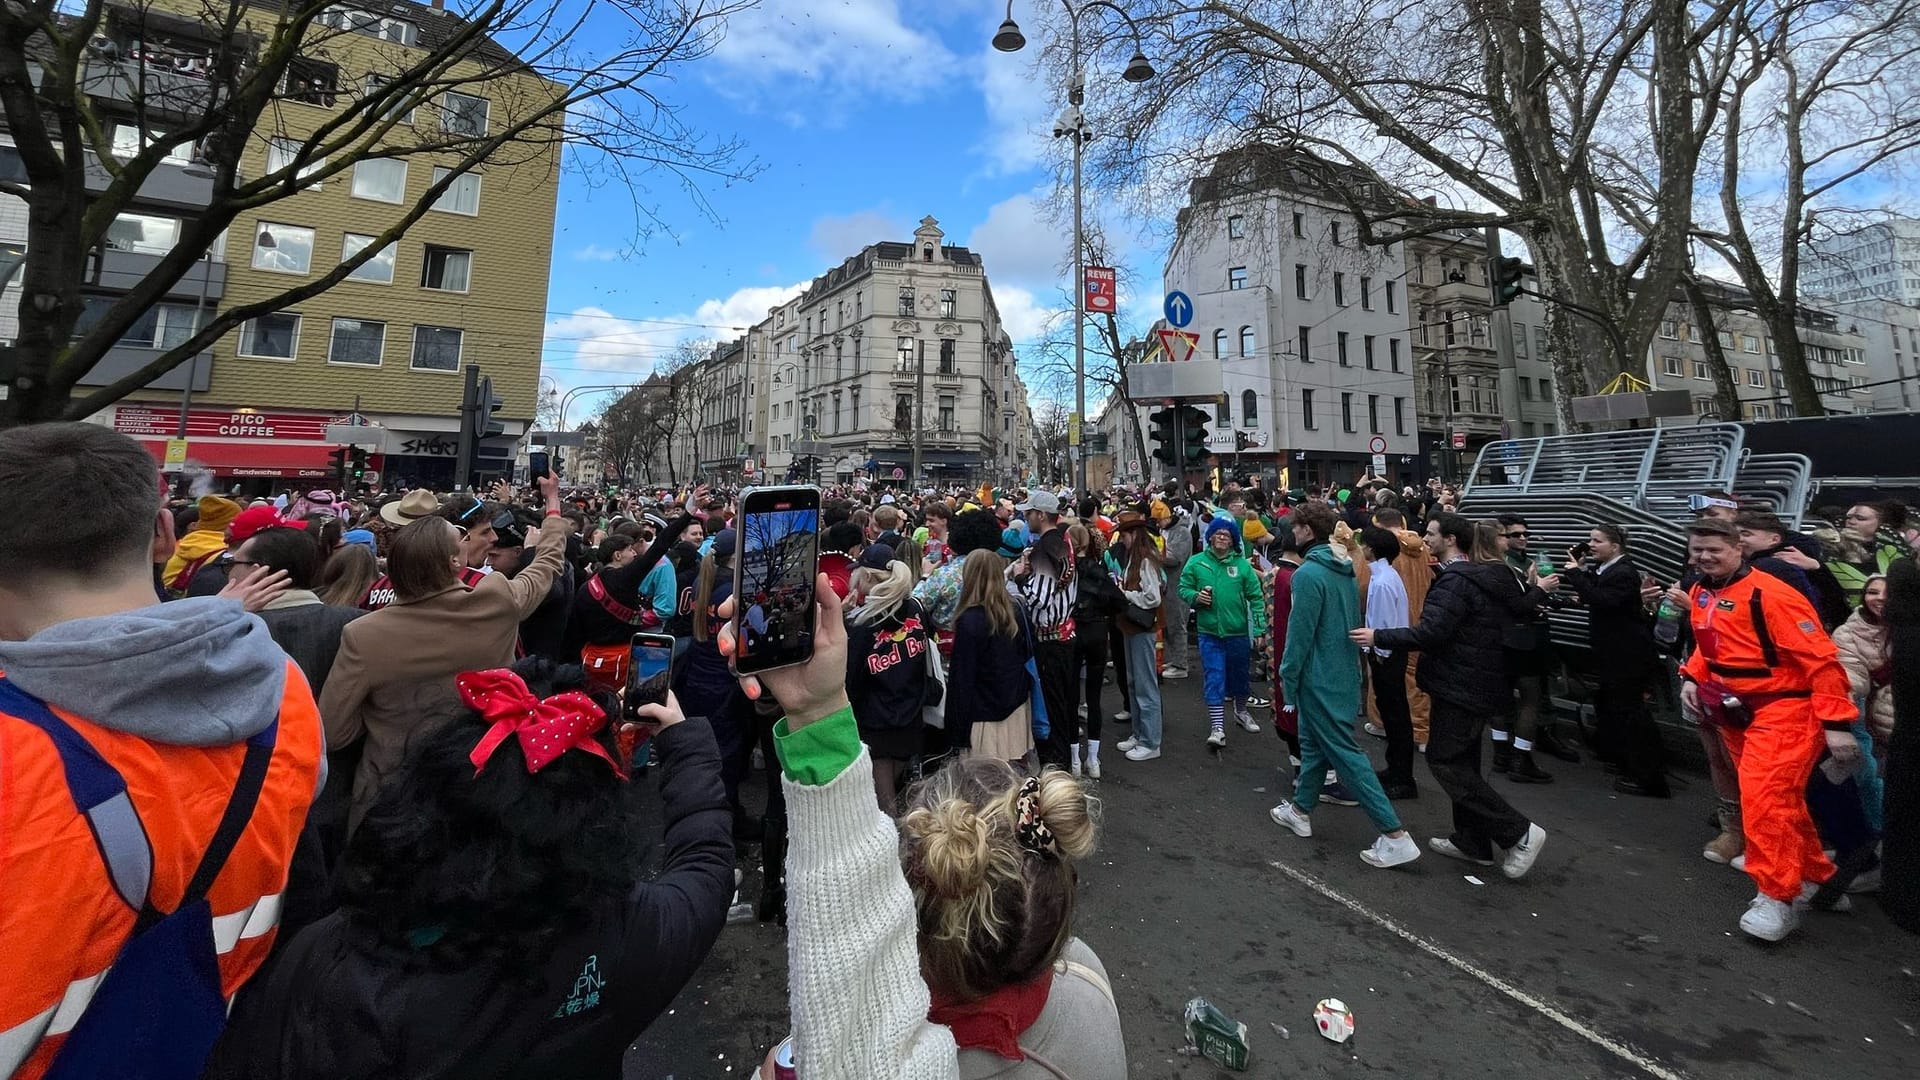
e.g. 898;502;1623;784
0;597;288;745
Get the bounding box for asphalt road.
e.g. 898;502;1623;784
626;674;1919;1079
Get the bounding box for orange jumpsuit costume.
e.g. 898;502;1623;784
1681;567;1854;902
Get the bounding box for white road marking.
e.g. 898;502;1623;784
1267;860;1690;1080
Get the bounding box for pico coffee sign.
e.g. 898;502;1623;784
114;405;338;441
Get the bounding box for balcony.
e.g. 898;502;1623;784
93;249;226;303
1426;276;1490;310
81;56;218;124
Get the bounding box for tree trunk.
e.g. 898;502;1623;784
1682;276;1749;421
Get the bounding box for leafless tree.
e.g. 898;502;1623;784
0;0;760;425
1020;222;1155;471
1046;0;1740;430
1031;399;1071;483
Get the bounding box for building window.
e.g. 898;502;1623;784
1687;323;1702;343
410;325;463;371
327;317;385;366
1302;388;1316;429
1333;272;1346;306
1228;266;1248;290
1364;335;1376;369
898;287;915;315
897;336;914;368
1337;331;1350;366
1522;421;1536;437
1661;355;1683;377
1227;214;1245;239
1292;211;1304;238
440;91;490;137
286;56;339;106
1746;368;1765;387
1242;389;1258;426
938;394;956;431
1719;330;1736;348
1772;370;1784;388
1368;394;1381;434
1213;328;1228;360
1297;325;1311;362
252;222;314;274
320;6;419;44
1394;396;1408;435
1660;319;1677;339
341;233;395;283
939;338;956;375
430;167;482;215
1239;326;1255;357
265;136;325;188
1341;392;1355;432
1693;360;1709;379
850;386;861;426
104;301;201;350
350;158;406;203
1295;264;1308;299
1751;403;1771;419
894;393;913;432
362;73;414;123
104;211;181;256
939;288;956;319
1742;334;1760;354
237;313;300;360
1360;276;1372;309
421;245;472;292
1330;220;1344;246
1519;377;1533;400
1220;392;1231;425
1389;337;1401;372
110;123;193;165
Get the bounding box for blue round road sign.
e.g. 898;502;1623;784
1163;291;1193;328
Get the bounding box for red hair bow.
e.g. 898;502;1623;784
456;669;627;779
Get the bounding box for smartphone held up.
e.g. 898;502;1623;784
618;632;676;770
730;486;822;676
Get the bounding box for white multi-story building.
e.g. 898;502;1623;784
1812;297;1920;414
744;216;1032;486
1800;217;1920;305
1643;279;1878;421
1164;149;1420;490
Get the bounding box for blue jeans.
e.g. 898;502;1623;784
1198;633;1251;705
1125;631;1163;749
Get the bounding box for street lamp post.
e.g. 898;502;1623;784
994;0;1153;498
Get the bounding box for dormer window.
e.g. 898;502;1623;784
923;245;934;262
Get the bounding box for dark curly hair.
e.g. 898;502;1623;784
947;508;1003;558
335;658;645;968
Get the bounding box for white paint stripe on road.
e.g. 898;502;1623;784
1267;860;1690;1080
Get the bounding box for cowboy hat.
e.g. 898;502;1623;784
379;488;443;528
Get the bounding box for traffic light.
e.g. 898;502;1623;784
458;366;510;486
1179;405;1211;465
1490;255;1525;306
1149;407;1177;464
1234;430;1254;451
348;446;368;483
327;447;348;486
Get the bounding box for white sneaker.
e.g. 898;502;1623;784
1500;823;1547;880
1160;665;1189;679
1114;710;1132;721
1235;709;1260;733
1731;853;1747;871
1428;837;1495;867
1070;758;1082;777
1848;867;1882;893
1363;722;1385;739
1361;834;1421;869
1206;730;1227;748
1087;759;1102;780
1739;894;1800;942
1270;801;1312;837
1417;743;1427;754
1115;737;1139;753
1793;881;1853;913
1124;744;1160;761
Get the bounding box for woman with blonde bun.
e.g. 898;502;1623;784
721;579;1123;1080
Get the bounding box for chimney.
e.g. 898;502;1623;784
432;0;444;8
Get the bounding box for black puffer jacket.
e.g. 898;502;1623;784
1374;559;1529;709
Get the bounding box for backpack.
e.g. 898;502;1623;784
0;677;275;1080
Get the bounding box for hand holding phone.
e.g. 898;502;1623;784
731;486;822;676
620;632;678;769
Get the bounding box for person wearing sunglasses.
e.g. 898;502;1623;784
1493;515;1580;776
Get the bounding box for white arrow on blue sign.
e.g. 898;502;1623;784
1163;290;1193;328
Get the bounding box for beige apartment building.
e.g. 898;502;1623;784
2;1;559;490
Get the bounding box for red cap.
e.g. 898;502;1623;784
228;506;288;542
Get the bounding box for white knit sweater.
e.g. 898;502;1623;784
785;747;960;1080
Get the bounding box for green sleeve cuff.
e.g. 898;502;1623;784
773;705;861;786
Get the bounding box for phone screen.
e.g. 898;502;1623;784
732;486;821;675
628;633;675;711
528;451;550;480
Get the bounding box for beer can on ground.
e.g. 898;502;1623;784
772;1036;796;1080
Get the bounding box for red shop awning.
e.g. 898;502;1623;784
136;439;351;479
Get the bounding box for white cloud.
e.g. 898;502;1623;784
976;42;1053;176
809;209;907;263
965;191;1066;290
541;281;807;395
572;244;622;262
709;1;959;117
990;283;1058;346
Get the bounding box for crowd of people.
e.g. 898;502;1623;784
1;421;1915;1079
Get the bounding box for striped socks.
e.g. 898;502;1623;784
1208;703;1226;735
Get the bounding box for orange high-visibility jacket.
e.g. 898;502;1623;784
0;661;323;1079
1681;567;1857;727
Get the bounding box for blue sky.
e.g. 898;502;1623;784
538;0;1160;405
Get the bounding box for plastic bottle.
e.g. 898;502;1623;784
1535;553;1554;576
1653;596;1684;646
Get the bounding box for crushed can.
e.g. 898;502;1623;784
1183;997;1251;1071
1313;998;1355;1043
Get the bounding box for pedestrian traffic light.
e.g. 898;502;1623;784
348;446;368;482
1491;255;1525;306
1179;405;1211;465
1149;407;1177;465
1234;430;1254;451
327;447;348;485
